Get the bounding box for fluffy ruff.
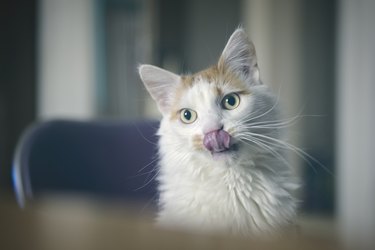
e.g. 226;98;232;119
156;116;298;236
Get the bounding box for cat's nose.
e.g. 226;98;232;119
203;129;231;153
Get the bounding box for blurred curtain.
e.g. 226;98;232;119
105;0;154;119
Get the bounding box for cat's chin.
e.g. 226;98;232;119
211;151;233;161
209;146;238;162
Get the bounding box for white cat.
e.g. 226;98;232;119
139;28;298;236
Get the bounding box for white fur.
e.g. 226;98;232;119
156;85;298;236
139;28;298;236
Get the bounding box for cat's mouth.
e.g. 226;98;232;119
209;144;239;161
203;129;238;160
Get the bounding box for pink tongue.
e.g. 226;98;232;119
203;130;231;153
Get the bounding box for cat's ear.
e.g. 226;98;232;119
139;64;181;114
218;28;260;85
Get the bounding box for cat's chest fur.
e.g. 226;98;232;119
156;141;297;235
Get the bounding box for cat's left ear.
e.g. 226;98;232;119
218;28;260;85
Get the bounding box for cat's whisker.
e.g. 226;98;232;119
245;132;332;175
133;144;192;192
236;134;292;171
238;120;298;131
126;169;157;183
235;128;315;172
139;192;159;215
232;99;268;125
241;138;286;166
237;115;326;174
132;123;159;146
244;115;304;128
242;87;282;125
137;157;159;173
132;166;158;178
240;132;313;168
240;100;308;129
242;113;322;129
234;113;325;136
134;168;160;191
236;108;264;125
250;114;325;126
126;158;159;182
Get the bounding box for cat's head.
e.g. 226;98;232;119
139;28;279;165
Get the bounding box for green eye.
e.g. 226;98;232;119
222;93;240;110
180;108;197;124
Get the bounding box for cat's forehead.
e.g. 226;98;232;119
172;66;251;111
179;66;249;94
169;66;251;119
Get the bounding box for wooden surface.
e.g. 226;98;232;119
0;194;342;250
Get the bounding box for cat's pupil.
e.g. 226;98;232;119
226;96;236;106
184;110;191;120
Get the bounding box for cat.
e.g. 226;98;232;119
138;28;299;236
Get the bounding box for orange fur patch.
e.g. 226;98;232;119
227;127;235;135
192;134;204;150
170;109;180;121
193;65;250;93
170;64;251;119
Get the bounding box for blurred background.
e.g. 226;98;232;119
0;0;374;248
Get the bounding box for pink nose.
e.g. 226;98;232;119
203;129;231;152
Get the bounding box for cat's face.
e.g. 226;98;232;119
163;68;256;164
139;28;277;165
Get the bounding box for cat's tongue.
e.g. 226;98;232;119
203;130;231;153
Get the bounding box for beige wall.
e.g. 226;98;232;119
38;0;97;119
336;0;375;248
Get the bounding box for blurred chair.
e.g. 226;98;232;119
12;119;159;208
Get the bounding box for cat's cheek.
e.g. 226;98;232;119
238;95;253;112
192;134;204;151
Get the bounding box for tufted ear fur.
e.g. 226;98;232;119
218;28;260;85
138;64;181;114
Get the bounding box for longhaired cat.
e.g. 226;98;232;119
138;28;298;236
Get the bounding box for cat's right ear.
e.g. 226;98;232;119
138;64;181;114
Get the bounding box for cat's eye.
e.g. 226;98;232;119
222;93;240;110
180;108;197;124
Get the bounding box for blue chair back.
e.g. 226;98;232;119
12;120;159;207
